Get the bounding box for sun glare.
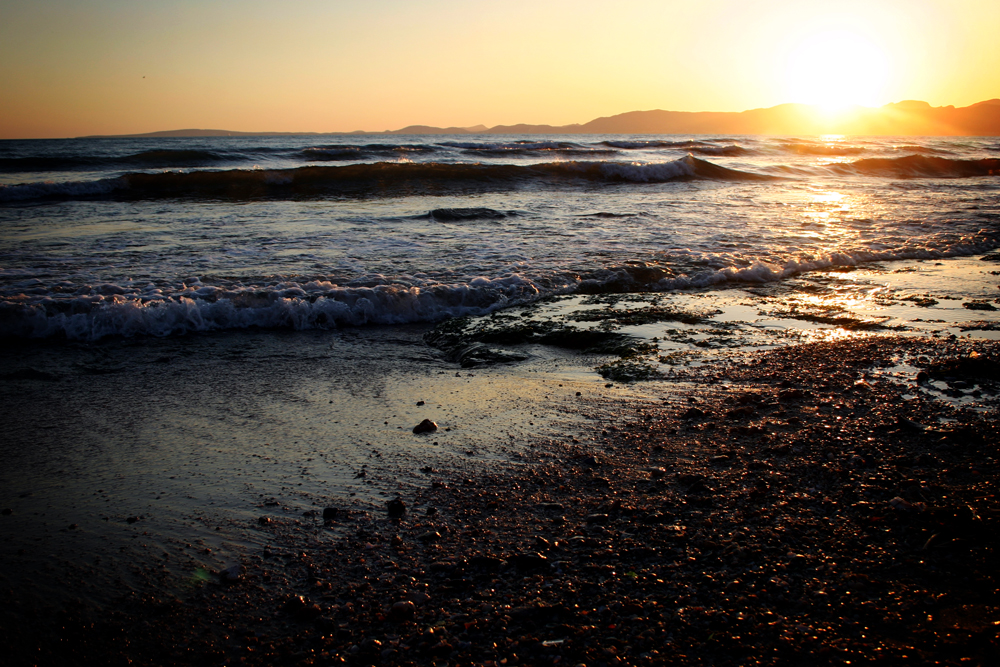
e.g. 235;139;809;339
783;30;891;112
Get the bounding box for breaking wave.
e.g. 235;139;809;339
0;157;773;202
829;155;1000;178
3;237;996;341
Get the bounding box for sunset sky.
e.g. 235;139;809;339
1;0;998;138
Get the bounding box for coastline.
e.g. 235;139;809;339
2;334;996;665
1;254;999;665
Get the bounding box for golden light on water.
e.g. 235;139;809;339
783;30;892;111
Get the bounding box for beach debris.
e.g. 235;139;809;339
413;419;438;434
387;496;406;518
322;507;338;522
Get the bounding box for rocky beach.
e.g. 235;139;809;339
2;331;998;667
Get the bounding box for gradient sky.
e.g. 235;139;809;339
1;0;998;138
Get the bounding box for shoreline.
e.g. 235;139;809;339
2;334;998;666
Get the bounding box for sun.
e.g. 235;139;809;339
782;30;891;111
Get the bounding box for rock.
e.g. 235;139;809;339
536;502;565;512
389;600;416;622
1;508;12;516
726;406;756;420
413;419;438;434
417;530;442;542
322;507;338;522
778;388;806;402
219;564;244;584
284;595;308;613
647;467;667;479
416;400;425;406
896;416;926;432
469;555;505;571
587;513;610;525
387;497;406;518
426;506;438;516
511;553;550;571
683;406;707;419
258;516;271;525
126;516;140;524
889;496;925;512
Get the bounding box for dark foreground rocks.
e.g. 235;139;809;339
2;336;998;666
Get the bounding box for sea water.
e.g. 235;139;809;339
1;134;998;340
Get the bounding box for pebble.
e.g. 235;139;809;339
322;507;338;522
219;564;243;584
389;600;416;621
387;497;406;518
413;419;438;434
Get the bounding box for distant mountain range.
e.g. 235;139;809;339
83;99;1000;138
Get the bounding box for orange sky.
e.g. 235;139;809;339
1;0;998;138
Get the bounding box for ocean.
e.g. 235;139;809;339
1;133;999;611
1;134;998;340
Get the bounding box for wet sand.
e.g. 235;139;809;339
1;256;999;666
